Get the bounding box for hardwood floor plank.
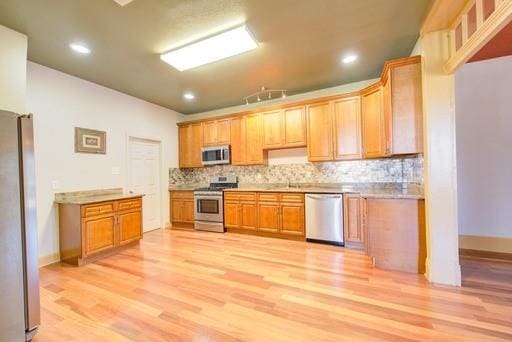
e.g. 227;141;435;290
34;230;512;341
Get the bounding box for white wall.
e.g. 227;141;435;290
27;62;185;262
0;25;27;113
455;56;512;239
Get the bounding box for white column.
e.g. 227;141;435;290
0;25;27;113
419;30;461;286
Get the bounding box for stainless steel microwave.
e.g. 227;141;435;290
201;145;230;165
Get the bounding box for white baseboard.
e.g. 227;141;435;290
39;253;60;267
459;235;512;254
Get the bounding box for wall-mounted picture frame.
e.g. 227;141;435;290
74;127;106;154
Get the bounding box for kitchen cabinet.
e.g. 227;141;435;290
365;198;426;273
306;102;333;161
224;192;258;230
225;191;305;239
308;97;362;162
58;197;143;266
333;96;362;160
262;106;306;149
361;57;423;158
230;114;266;165
361;86;388;158
343;193;365;250
202;119;230;146
179;123;203;168
170;191;195;229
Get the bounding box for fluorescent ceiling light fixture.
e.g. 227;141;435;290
342;54;358;64
69;43;91;54
183;92;195;100
160;25;258;71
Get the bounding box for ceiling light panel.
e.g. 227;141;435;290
69;43;91;54
112;0;135;6
160;25;258;71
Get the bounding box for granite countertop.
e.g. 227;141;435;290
168;183;424;199
168;183;205;191
55;188;144;205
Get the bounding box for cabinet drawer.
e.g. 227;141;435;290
117;198;142;211
224;192;257;201
280;193;304;203
81;202;115;217
258;193;280;202
170;191;194;200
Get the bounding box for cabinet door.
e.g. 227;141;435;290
230;117;245;165
307;102;333;161
280;203;305;236
283;106;306;147
224;201;240;228
189;123;203;167
390;62;423;154
361;87;387;158
83;215;116;256
202;121;217;146
258;202;280;232
333;97;362;160
171;199;183;222
343;194;364;249
182;200;195;223
240;202;258;230
217;119;231;145
262;110;283;149
179;125;190;168
119;210;142;245
245;114;265;164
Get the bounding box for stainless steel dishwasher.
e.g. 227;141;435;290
305;193;344;246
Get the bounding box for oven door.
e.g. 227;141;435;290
194;194;223;222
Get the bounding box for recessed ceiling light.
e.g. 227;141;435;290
69;43;91;54
160;25;258;71
183;92;195;100
342;54;358;64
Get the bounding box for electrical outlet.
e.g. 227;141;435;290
51;180;60;190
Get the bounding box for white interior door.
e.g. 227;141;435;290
128;137;161;232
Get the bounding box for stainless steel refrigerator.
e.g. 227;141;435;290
0;111;40;341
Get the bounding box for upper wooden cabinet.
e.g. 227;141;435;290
306;102;333;161
202;119;230;147
333;96;362;160
361;57;423;158
231;114;266;165
307;97;362;162
361;86;387;158
262;106;307;150
177;56;423;164
179;123;203;168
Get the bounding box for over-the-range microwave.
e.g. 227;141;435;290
201;145;230;165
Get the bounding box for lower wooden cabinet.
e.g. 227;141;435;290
224;191;305;240
343;193;365;250
59;197;143;266
170;191;195;229
365;198;426;274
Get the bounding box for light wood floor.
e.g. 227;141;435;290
35;229;512;341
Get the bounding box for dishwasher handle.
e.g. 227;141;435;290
306;194;342;200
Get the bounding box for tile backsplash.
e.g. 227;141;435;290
169;156;423;185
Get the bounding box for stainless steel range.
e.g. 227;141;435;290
194;175;238;232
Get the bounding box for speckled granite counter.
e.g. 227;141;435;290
168;183;424;199
225;183;424;199
168;184;205;191
54;188;144;205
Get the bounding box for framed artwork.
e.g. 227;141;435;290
74;127;106;154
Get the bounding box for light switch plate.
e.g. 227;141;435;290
111;167;120;175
